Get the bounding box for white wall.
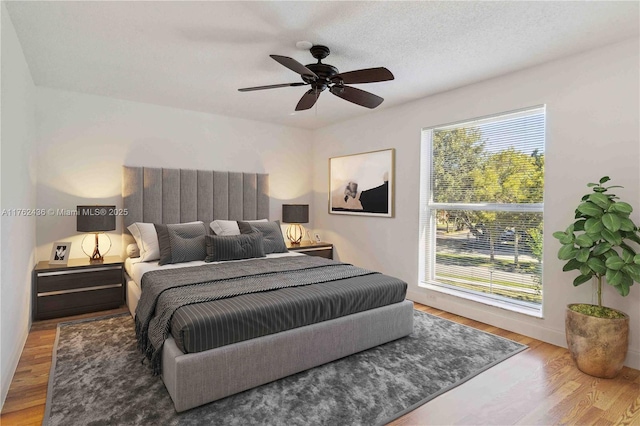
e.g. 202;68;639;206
312;38;640;369
35;88;314;261
0;3;37;406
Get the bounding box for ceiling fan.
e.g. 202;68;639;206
238;45;394;111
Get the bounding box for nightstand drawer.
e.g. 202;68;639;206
37;267;122;293
36;285;123;320
286;242;334;260
299;247;333;259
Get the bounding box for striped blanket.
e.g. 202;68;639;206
135;256;378;374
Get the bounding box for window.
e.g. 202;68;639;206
419;106;545;314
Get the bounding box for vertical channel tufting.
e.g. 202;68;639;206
122;167;269;232
162;169;181;224
228;172;243;220
257;174;269;220
180;169;197;223
143;168;163;224
197;170;214;223
243;173;258;220
123;166;143;231
213;172;229;220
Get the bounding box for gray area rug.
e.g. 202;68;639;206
44;310;526;425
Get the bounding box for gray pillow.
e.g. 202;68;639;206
239;220;287;254
155;222;208;265
205;233;265;262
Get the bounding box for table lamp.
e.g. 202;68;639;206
77;205;116;262
282;204;309;245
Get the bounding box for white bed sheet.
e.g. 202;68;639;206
125;251;304;287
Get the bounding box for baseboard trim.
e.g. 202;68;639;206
407;289;640;370
0;321;30;410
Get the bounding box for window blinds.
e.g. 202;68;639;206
420;106;545;310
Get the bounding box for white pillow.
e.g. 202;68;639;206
210;220;240;236
127;222;160;262
126;243;140;258
209;219;267;236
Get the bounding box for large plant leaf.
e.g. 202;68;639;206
623;231;640;245
584;218;604;234
558;244;578;260
585;231;601;242
552;231;565;240
619;218;636;232
589;193;611;209
552;231;574;245
587;257;607;275
606;268;625;286
562;259;582;272
577;202;603;218
605;255;625;271
579;264;592;276
573;274;592;286
613;282;630;297
622;264;640;282
601;228;622;246
635;253;640;265
602;213;622;232
609;202;633;214
573;220;586;232
599;176;611;184
576;248;591;263
592;242;612;256
574;234;594;248
622;247;636;264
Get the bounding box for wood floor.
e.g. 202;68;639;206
1;304;638;426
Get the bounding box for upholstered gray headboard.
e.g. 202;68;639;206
122;166;269;248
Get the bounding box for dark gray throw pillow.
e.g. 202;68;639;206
205;233;266;262
238;220;287;254
155;222;208;265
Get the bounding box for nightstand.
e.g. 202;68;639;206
32;256;124;321
286;241;333;259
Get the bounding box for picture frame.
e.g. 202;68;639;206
329;148;395;217
49;241;72;265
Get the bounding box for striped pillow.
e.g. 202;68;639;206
205;233;266;262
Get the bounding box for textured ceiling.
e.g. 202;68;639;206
5;1;639;130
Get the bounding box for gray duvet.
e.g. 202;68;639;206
135;256;407;373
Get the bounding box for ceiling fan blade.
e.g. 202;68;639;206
333;67;394;84
270;55;318;78
295;89;320;111
238;82;307;92
330;85;384;109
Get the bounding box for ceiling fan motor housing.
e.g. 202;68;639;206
303;45;340;91
310;45;331;60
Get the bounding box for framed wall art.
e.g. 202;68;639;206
329;148;395;217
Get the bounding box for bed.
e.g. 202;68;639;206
122;166;414;412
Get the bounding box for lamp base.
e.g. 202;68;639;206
81;233;112;262
286;224;304;244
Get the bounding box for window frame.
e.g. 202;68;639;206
419;106;545;317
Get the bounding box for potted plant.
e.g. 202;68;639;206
553;176;640;378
